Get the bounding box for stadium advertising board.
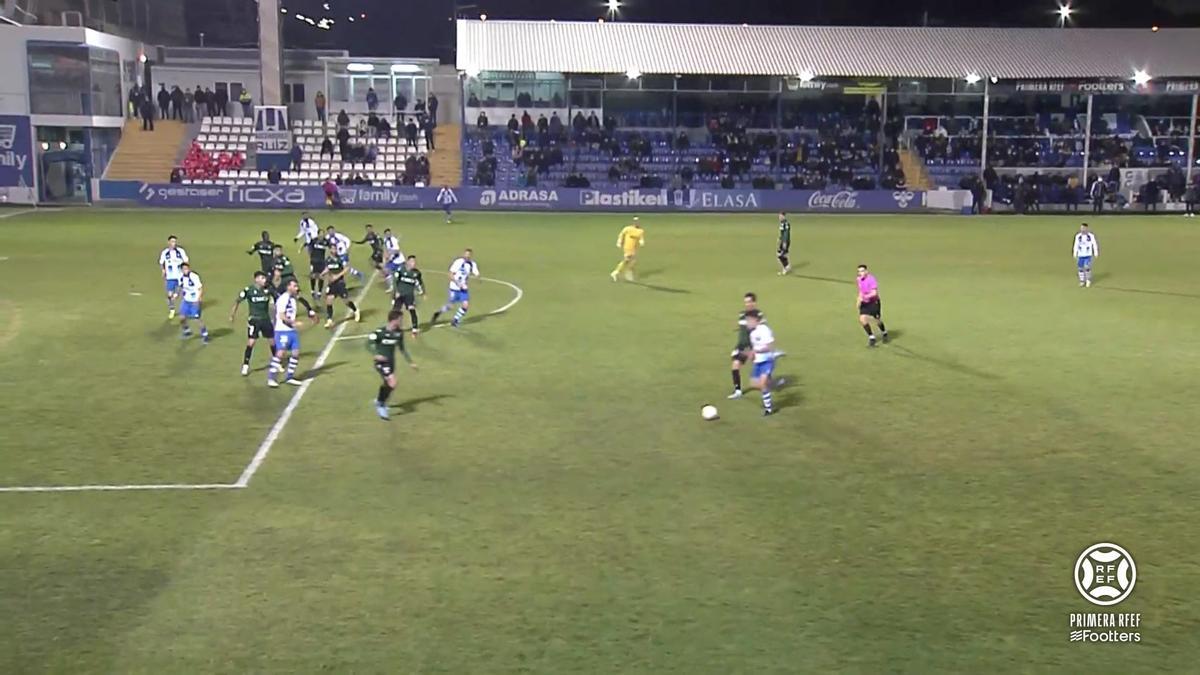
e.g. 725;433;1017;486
0;115;35;193
998;80;1200;95
99;181;936;212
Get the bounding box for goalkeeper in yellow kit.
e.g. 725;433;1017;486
610;217;645;281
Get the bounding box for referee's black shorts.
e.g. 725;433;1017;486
858;299;882;318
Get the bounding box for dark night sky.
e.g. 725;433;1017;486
217;0;1200;58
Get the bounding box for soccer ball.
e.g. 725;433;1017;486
701;405;719;420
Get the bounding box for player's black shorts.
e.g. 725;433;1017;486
393;294;416;310
731;347;750;364
858;299;882;318
374;360;395;378
309;257;326;275
328;279;348;299
247;318;274;340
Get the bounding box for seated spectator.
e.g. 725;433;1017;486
321;137;335;158
482;139;495;157
289;143;303;171
365;144;378;164
267;166;281;184
367;112;380;136
169;167;183;183
377;118;391;139
477;111;489;128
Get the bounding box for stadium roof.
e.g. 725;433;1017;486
456;20;1200;80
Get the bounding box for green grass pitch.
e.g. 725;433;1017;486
1;207;1198;672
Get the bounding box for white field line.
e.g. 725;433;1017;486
334;274;523;342
234;269;379;487
0;209;44;220
0;483;240;493
1;271;379;494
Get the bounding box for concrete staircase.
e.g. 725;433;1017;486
429;123;462;187
104;120;190;182
898;147;933;190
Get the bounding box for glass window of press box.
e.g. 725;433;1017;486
27;42;123;117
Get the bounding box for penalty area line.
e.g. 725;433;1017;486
0;483;240;493
234;269;379;488
334;274;524;341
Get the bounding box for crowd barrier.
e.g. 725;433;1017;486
97;180;969;213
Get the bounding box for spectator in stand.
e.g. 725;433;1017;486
404;155;417;181
170;86;184;119
393;91;407;123
157;84;171;119
423;117;435;151
214;87;229;117
427;94;439;126
587;111;600;128
336;126;351;157
572;111;586;137
549;112;563;139
170;167;183;183
290;143;303;172
507;114;519;134
127;84;141;118
320;137;335;159
140;96;155;131
1064;175;1080;211
204;87;217;117
367;112;380;137
1185;175;1199;218
366;87;379;112
193;86;205;119
1090;176;1107;213
239;88;252;117
378;117;392;139
337;109;350;129
182;87;194;123
314;90;327;123
537;114;549;135
477;111;489;128
365;144;378;164
414;98;426;116
404;119;418;149
416;154;430;179
267;166;282;184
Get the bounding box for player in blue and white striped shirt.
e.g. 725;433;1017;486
1073;223;1100;287
158;235;188;319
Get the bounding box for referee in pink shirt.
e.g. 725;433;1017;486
856;264;889;347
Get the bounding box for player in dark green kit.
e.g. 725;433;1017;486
246;230;276;275
357;224;387;279
776;212;792;275
321;249;361;328
368;310;418;420
728;292;759;399
391;255;425;336
271;244;297;296
230;271;274;376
